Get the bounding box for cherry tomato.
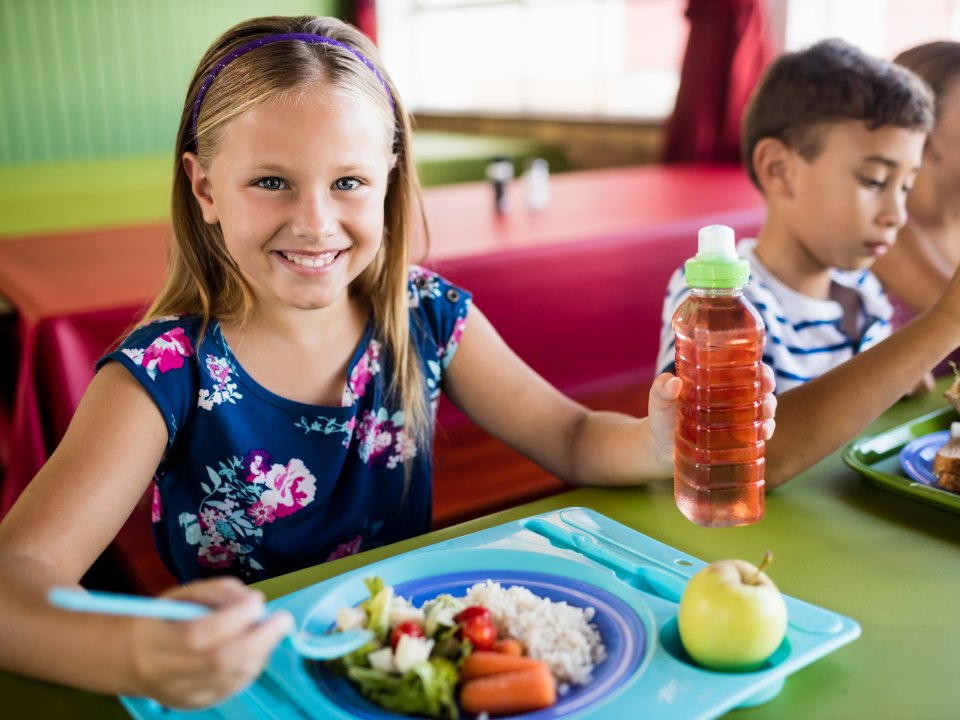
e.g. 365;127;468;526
390;620;426;650
455;605;496;651
454;606;491;624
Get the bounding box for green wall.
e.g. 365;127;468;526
0;0;344;164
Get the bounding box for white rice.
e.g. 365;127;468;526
465;581;606;687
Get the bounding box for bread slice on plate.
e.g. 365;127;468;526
933;422;960;492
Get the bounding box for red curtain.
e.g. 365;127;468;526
661;0;773;164
351;0;378;45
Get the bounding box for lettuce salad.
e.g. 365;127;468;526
324;577;475;719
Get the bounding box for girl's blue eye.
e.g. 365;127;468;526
257;177;284;190
335;177;361;191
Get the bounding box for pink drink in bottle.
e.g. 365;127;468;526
672;225;766;527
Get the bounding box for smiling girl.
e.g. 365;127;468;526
0;15;777;710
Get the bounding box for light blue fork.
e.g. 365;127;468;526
48;587;373;660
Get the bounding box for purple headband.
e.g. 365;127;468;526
191;32;394;149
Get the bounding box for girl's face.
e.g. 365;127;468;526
184;84;394;316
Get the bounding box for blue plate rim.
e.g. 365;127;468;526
309;568;647;720
899;430;951;487
262;547;659;719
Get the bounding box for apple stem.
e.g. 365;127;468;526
748;550;774;584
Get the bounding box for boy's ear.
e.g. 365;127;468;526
181;152;219;224
752;138;796;198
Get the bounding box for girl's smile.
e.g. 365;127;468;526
275;248;346;272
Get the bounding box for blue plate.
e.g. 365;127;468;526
310;569;645;720
264;548;657;720
899;430;950;486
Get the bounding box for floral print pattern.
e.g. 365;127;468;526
122;327;194;380
178;450;318;575
122;325;243;412
198;354;243;410
342;340;381;406
258;458;317;518
409;267;443;306
294;415;355;447
441;315;468;370
151;482;163;523
106;268;471;583
355;408;417;469
326;534;363;562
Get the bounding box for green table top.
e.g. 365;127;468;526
0;132;568;239
3;381;958;719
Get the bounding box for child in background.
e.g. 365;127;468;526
657;38;960;486
872;41;960;375
657;38;933;392
0;16;776;710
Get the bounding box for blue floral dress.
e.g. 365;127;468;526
97;267;471;584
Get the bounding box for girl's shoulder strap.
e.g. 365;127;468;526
406;265;471;362
96;314;207;459
407;265;471;314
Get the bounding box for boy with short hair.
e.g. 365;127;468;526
655;39;960;487
656;38;932;392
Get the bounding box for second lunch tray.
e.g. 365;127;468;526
121;507;861;720
843;405;960;515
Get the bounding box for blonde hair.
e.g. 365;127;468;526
144;15;431;448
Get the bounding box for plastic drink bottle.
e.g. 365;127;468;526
672;225;766;527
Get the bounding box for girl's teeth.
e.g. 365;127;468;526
282;251;338;268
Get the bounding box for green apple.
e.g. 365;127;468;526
677;551;788;671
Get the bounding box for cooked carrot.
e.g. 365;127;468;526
460;650;545;680
460;666;557;716
492;638;523;656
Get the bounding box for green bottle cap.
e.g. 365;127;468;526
685;224;750;289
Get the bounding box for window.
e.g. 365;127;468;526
377;0;688;119
378;0;960;121
782;0;960;57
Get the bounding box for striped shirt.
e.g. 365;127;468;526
655;239;893;394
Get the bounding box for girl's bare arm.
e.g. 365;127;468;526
0;364;290;706
444;306;722;486
767;264;960;487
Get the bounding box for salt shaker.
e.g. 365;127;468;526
485;156;515;213
523;158;551;211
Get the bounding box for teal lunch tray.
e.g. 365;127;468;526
844;405;960;515
121;507;860;720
